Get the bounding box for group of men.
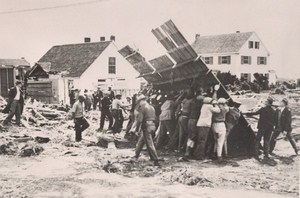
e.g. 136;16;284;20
2;81;298;167
134;85;241;164
245;97;299;160
128;85;298;166
69;86;131;142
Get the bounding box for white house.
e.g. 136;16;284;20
31;36;140;104
192;31;276;84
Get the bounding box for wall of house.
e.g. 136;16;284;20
200;33;274;83
80;43;141;92
200;53;239;75
238;33;271;81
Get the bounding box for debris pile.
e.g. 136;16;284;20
161;168;213;186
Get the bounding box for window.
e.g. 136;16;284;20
203;56;213;64
218;56;231;64
248;41;253;49
255;42;260;49
241;56;252;64
257;57;267;65
108;57;116;74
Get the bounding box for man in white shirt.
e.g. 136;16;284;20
70;95;90;142
111;94;129;133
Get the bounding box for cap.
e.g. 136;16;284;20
136;94;147;103
217;98;227;104
203;97;212;104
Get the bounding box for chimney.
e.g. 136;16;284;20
100;37;105;42
236;31;240;33
110;35;115;42
195;34;200;40
84;37;91;43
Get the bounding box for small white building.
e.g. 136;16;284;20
192;31;276;84
31;37;140;104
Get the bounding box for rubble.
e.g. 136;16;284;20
19;143;44;157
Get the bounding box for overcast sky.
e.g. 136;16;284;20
0;0;299;78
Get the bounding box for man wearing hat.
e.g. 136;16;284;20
244;97;276;160
131;94;161;166
270;98;298;155
3;81;24;126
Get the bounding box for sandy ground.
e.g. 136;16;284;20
0;94;299;198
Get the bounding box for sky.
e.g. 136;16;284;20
0;0;299;78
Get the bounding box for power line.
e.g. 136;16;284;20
0;0;106;15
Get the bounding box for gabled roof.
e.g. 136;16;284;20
0;58;30;66
38;41;111;77
192;32;254;54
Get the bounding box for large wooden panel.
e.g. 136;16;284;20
27;81;53;103
149;55;174;70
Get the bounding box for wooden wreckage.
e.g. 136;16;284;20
119;20;255;157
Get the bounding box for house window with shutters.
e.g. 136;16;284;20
248;41;253;49
203;57;213;65
108;57;116;74
257;57;267;65
255;42;260;49
218;56;231;64
241;56;252;64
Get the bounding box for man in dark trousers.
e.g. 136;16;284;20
70;95;90;142
3;81;24;126
270;98;298;155
130;94;161;166
98;91;113;131
244;97;276;160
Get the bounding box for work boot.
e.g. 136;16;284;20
153;161;161;166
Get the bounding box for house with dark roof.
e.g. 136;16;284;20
0;58;30;97
29;37;140;104
192;31;276;84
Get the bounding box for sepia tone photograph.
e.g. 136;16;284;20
0;0;299;197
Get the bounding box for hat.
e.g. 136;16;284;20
203;97;212;104
116;94;122;97
136;94;147;103
282;98;288;105
217;98;227;104
15;81;22;85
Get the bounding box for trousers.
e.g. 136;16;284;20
74;117;89;142
111;109;124;133
255;128;273;157
194;126;210;159
4;100;21;125
212;122;227;158
178;115;189;151
270;130;298;154
224;122;235;156
155;120;175;150
135;122;159;161
100;109;113;129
